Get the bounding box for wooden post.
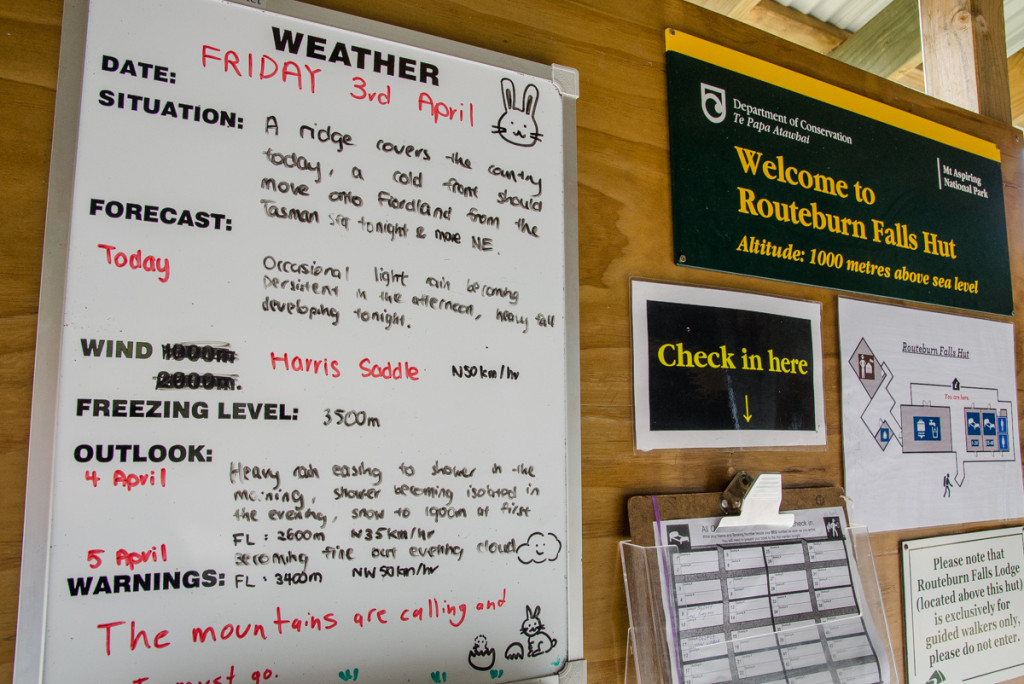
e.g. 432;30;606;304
920;0;1012;123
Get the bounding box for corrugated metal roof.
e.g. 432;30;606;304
774;0;890;32
1005;0;1024;53
774;0;1024;54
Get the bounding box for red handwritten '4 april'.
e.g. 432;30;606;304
84;468;167;491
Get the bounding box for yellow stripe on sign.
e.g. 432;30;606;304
665;29;1001;162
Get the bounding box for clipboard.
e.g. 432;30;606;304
627;485;845;545
621;483;864;684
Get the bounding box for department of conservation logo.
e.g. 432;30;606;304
701;83;726;123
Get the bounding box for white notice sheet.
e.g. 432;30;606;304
838;298;1024;532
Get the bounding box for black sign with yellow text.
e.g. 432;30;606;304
646;300;814;431
631;281;825;449
666;30;1012;315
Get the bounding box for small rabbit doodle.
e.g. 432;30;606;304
504;605;557;659
492;78;543;147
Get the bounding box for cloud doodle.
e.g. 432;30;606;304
516;532;561;564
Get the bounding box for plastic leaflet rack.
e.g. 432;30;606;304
621;478;899;684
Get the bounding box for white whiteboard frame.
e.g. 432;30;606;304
15;0;583;681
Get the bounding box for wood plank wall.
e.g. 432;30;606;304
1;1;1022;681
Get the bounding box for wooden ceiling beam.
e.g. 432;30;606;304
895;64;927;91
687;0;1024;123
686;0;762;19
740;0;850;54
1008;48;1024;126
829;0;923;78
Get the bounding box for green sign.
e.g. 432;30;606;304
666;30;1012;315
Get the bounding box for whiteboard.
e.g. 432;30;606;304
17;0;581;681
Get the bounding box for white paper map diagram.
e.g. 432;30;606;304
839;298;1024;532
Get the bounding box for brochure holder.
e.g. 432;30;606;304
621;479;899;684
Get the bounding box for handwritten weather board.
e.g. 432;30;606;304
18;0;579;681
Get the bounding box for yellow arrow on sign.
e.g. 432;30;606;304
744;395;752;423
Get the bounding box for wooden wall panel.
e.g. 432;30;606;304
1;1;1022;682
0;2;61;677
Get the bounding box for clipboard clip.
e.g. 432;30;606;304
717;472;795;530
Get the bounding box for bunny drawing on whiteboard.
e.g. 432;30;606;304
504;605;557;660
521;604;556;656
493;78;542;147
